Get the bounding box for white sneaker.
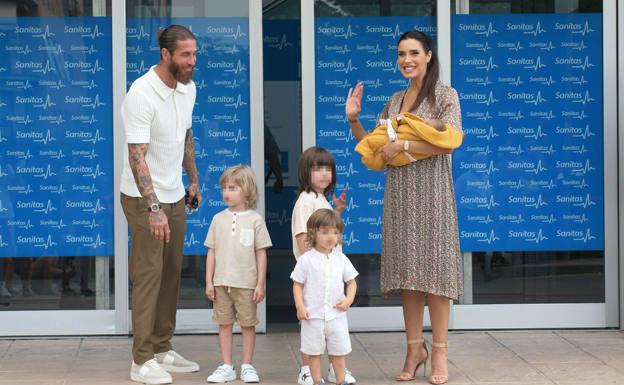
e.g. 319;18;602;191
131;358;172;385
327;364;356;384
207;364;236;383
155;350;200;373
240;364;260;383
298;366;314;385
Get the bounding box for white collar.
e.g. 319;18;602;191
225;209;252;217
146;65;189;100
310;247;338;258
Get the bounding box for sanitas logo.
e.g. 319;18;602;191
64;94;105;109
317;24;356;39
16;24;54;38
508;194;547;209
466;180;493;190
556;228;596;243
317;95;345;105
506;56;546;71
5;44;32;54
266;209;290;226
459;22;497;37
555;21;594;35
265;33;292;50
61;24;104;39
66;199;106;213
556;90;595;105
336;162;359;177
507;160;548;174
465;229;500;244
64;164;106;179
127;25;149;40
507;21;546;36
365;59;395;72
64;59;105;74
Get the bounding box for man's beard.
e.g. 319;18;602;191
169;60;194;85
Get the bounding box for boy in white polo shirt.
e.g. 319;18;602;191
204;165;272;383
291;209;358;385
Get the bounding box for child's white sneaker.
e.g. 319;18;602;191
298;365;314;385
155;350;200;372
240;364;260;383
207;364;236;383
130;358;172;384
327;364;356;384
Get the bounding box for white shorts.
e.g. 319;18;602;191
300;316;352;356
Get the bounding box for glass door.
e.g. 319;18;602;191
123;0;265;333
301;0;618;330
0;0;116;335
451;0;618;329
302;0;439;331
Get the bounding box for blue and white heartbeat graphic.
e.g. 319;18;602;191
452;13;603;251
0;17;113;257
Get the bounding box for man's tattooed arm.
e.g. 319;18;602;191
128;143;159;206
182;129;199;186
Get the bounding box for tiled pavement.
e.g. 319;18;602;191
1;330;623;384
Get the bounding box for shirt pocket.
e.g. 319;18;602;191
239;228;254;248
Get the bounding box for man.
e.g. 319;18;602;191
120;25;202;385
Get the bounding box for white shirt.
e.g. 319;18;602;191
120;66;196;203
291;191;341;259
290;248;358;321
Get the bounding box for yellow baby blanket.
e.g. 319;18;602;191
354;112;463;171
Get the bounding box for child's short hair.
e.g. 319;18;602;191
297;146;336;198
305;209;344;247
219;165;258;209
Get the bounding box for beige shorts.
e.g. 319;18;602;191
212;286;258;327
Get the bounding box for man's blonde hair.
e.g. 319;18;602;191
219;165;258;209
305;208;344;247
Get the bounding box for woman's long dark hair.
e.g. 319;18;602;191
397;30;439;111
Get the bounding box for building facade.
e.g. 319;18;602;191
0;0;621;335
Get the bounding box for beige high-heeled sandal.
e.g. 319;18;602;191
429;342;448;385
395;339;428;381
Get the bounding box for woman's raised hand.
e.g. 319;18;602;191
345;82;364;121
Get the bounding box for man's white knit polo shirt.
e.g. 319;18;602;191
120;66;196;203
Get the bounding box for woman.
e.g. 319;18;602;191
345;30;462;385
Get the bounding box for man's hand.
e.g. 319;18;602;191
186;183;202;209
205;283;215;301
149;210;170;242
296;306;310;321
334;298;353;312
252;284;265;304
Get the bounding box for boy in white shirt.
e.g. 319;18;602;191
291;209;358;385
204;165;272;383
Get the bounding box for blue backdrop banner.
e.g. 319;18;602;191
126;18;250;256
452;14;604;251
315;16;436;254
0;17;113;257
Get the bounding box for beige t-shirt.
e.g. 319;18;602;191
291;191;341;260
204;209;272;289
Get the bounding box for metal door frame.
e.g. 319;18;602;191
301;0;619;331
